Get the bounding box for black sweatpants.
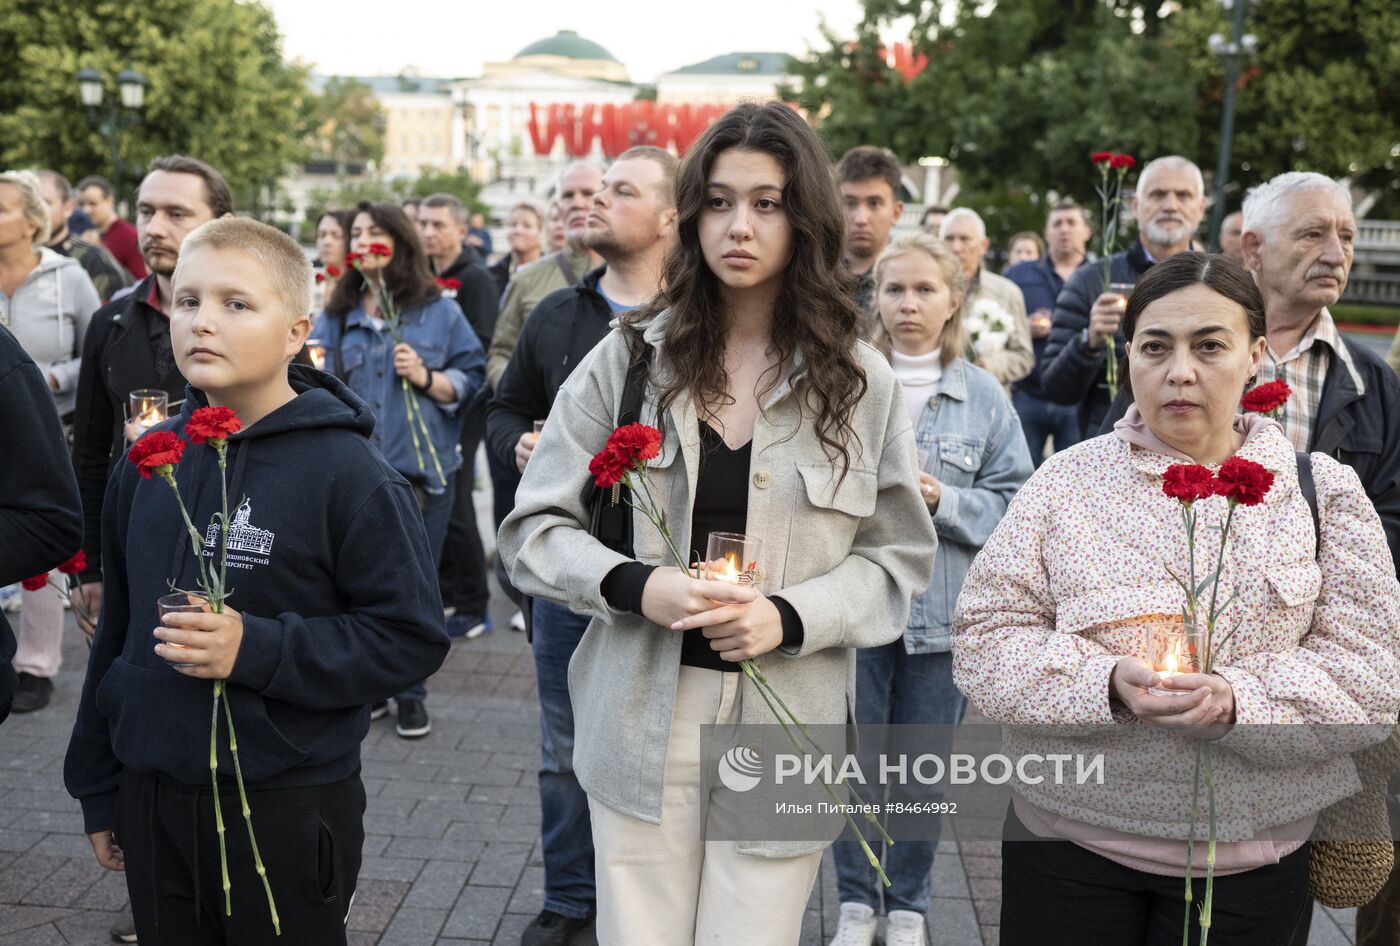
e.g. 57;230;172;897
1000;804;1312;946
116;768;366;946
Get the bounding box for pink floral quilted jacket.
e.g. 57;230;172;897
952;422;1400;840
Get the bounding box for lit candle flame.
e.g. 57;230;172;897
307;345;327;371
1163;652;1178;675
724;555;738;582
136;406;164;428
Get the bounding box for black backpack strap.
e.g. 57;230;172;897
1297;451;1320;560
587;346;654;556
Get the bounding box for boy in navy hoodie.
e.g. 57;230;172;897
65;218;449;945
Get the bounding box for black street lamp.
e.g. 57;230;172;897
1206;0;1257;248
76;67;148;209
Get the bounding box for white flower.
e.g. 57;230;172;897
965;297;1012;355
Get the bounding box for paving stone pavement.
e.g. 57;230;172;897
0;481;1368;945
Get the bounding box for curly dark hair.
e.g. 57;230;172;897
625;102;868;478
325;201;440;316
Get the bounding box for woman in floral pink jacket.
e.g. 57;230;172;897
952;252;1400;946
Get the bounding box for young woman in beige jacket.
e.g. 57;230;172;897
498;102;936;945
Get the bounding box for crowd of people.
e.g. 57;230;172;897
1;98;1399;946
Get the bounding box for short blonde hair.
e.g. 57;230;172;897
0;170;51;246
872;232;968;366
175;217;311;323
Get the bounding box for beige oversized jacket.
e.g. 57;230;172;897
497;310;938;856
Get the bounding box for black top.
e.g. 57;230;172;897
679;420;755;671
601;419;804;671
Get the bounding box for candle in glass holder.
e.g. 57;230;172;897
703;532;764;586
533;419;546;435
1144;617;1201;697
129;389;168;433
1108;281;1136;308
305;340;328;372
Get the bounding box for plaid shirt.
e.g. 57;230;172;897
1254;308;1364;451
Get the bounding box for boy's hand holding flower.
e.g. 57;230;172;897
155;604;245;679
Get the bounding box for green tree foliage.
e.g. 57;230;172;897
786;0;1398;220
0;0;306;210
300;77;386;171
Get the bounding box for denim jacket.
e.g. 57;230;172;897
908;357;1032;652
313;296;484;491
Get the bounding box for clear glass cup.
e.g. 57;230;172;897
1143;616;1202;696
128;389;168;434
157;592;210;669
702;532;764;586
533;419;546;435
1108;281;1136;308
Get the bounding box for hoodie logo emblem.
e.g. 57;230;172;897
205;498;275;557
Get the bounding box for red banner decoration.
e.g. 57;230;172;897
528;102;735;158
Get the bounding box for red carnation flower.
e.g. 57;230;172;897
588;423;663;488
436;277;462;291
607;423;662;464
344;251;363;267
1091;151;1114;165
368;242;392;259
1163;464;1215;504
21;574;49;592
588;446;630;489
1110;154;1136;170
1241;380;1291;415
1213;456;1274;507
314;272;326;284
186;406;242;445
326;264;342;278
128;430;186;479
57;550;87;575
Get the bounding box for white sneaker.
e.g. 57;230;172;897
829;902;876;946
509;610;526;632
884;909;926;946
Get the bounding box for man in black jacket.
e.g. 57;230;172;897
418;193;500;637
0;324;83;724
486;145;676;946
1040;156;1207;434
70;155;234;632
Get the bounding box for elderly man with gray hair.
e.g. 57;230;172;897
1041;155;1207;434
1241;172;1400;570
940;207;1035;388
1242;173;1400;946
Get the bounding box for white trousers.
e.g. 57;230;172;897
15;572;63;678
588;665;823;946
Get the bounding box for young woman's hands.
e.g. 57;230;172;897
640;567;761;648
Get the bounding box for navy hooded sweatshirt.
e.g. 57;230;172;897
65;365;450;833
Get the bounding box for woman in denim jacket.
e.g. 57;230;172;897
831;233;1032;946
313;201;483;736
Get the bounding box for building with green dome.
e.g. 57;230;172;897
485;30;630;83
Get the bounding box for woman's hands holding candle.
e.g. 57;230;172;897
641;566;758;633
1110;657;1235;732
668;589;784;661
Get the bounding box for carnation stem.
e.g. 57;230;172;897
222;692;281;935
1183;741;1203;946
160;471;214;598
1200;746;1218;944
210;681;231;914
